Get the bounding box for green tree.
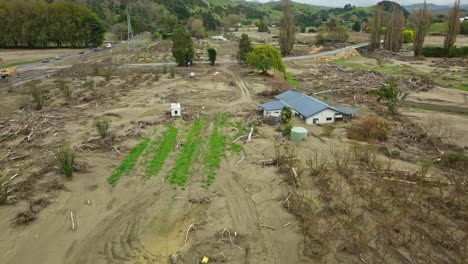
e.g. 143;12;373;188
352;21;361;32
281;107;293;123
162;14;178;33
258;20;269;32
207;47;217;65
279;0;296;56
245;44;286;74
237;33;253;63
461;21;468;35
171;28;194;66
314;19;323;28
372;77;407;115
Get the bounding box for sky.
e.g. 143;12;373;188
245;0;467;8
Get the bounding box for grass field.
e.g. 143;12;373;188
145;126;178;178
168;118;205;186
202;113;228;188
107;137;151;186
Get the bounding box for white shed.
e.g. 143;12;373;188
171;103;181;117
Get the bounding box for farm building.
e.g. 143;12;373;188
258;90;356;125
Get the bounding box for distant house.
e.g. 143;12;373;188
258;90;356;125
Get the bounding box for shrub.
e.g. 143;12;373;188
169;66;175;78
95;118;110;139
283;124;293;136
421;46;468;58
371;77;407;114
439;151;468;172
162;65;168;74
403;29;415;43
84;78;94;90
308;28;317;33
347;115;392;142
58;144;75;178
321;124;335;137
281;107;293;123
30;85;44;110
57;79;72;102
207;47;217;65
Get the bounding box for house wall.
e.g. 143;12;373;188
305;109;338;125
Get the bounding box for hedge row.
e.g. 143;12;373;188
421;46;468;58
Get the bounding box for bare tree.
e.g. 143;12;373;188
370;4;383;50
413;1;430;56
444;0;461;49
384;3;405;52
279;0;296;56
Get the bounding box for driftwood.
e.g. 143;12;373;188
292;168;300;188
260;224;276;230
283;222;291;228
258;159;275;167
220;228;242;250
70;211;75;230
235;156;245;167
382;177;417;185
233;135;247;143
184;224;194;245
247;126;254;142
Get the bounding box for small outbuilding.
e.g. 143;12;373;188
171;103;181;117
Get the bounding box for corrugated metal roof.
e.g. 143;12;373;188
275;90;336;117
258;101;287;111
332;105;357;115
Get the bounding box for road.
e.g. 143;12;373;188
1;41;371;87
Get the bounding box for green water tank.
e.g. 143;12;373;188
290;127;308;142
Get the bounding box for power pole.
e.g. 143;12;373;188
127;11;135;52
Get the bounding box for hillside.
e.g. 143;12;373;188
405;3;451;13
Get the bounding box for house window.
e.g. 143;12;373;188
326;117;332;121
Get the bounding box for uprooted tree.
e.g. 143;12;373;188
444;0;461;49
413;1;430;56
245;44;285;74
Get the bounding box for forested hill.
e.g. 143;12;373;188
0;0;105;48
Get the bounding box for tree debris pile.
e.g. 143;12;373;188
312;49;360;63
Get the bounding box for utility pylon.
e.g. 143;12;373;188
127;11;135;52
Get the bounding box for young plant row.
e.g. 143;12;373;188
167;118;205;186
202;114;228;188
145;126;178;178
107;137;151;186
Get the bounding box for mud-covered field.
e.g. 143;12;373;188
0;36;467;264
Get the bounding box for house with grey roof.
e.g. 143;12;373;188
258;90;356;125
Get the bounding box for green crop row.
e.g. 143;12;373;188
203;114;228;188
107;137;151;186
168;118;205;186
145;126;178;178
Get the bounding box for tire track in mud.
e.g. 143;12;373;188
221;66;252;105
65;190;161;264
